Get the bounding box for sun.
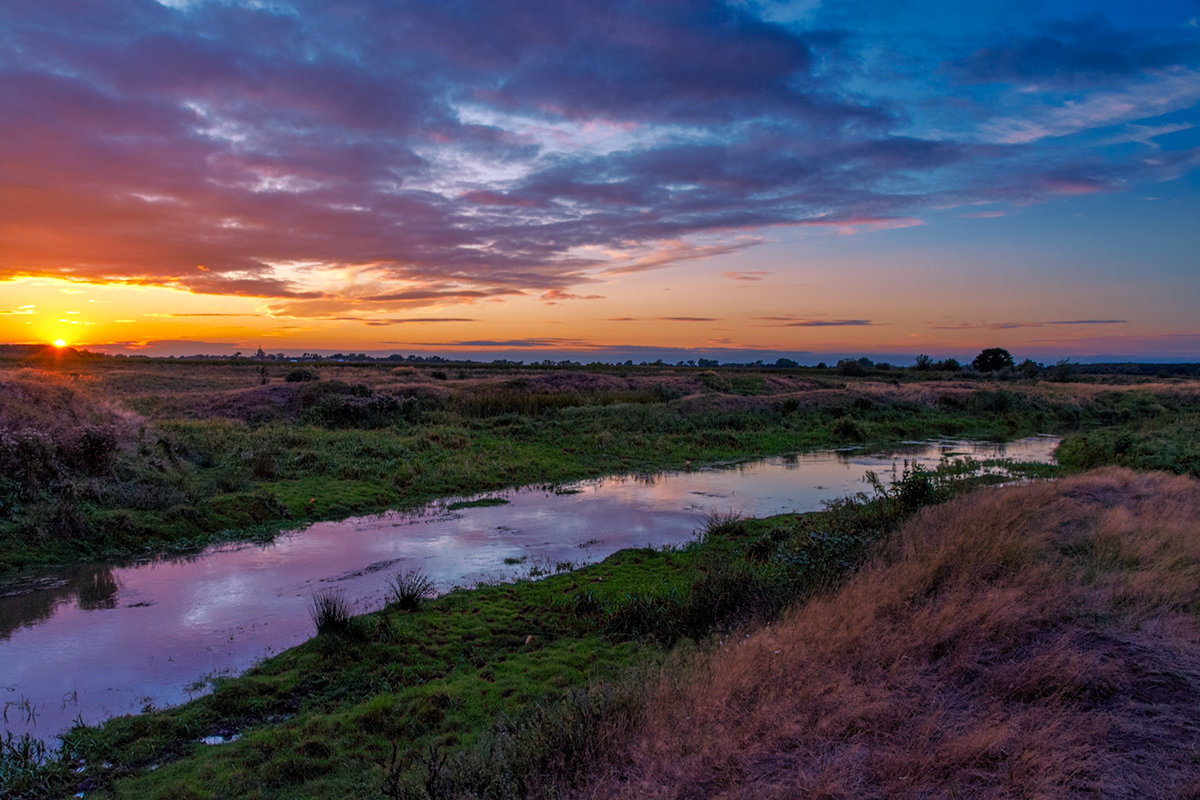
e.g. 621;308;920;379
53;338;67;348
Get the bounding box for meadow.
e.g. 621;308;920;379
2;351;1198;576
2;351;1200;798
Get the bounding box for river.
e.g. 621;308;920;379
0;436;1057;740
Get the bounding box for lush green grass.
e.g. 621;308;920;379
1055;407;1200;476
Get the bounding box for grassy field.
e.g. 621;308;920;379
3;352;1199;576
577;468;1200;799
3;354;1200;798
1;461;986;799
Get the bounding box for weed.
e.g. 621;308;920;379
308;588;353;635
0;733;73;799
388;569;436;611
698;510;744;541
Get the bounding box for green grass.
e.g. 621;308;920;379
3;361;1198;577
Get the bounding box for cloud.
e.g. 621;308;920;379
978;68;1200;144
950;16;1199;89
326;317;475;326
605;316;719;322
415;338;604;349
1;1;1197;311
722;271;771;281
930;320;1128;330
540;289;605;304
756;317;875;327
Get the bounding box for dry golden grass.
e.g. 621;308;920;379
581;469;1200;800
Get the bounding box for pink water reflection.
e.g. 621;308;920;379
0;437;1057;740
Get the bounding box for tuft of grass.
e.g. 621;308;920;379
0;733;73;799
307;588;352;636
388;569;436;611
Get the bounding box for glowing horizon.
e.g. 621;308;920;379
2;1;1198;363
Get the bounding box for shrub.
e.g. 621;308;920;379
285;368;319;383
302;392;406;429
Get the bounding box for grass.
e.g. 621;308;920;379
5;357;1200;796
386;569;436;611
2;460;985;799
4;356;1198;576
308;589;354;637
576;468;1200;799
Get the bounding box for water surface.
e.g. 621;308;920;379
0;436;1057;739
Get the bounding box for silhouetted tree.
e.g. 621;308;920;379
972;348;1014;373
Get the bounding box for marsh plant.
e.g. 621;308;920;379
388;568;436;611
308;588;353;636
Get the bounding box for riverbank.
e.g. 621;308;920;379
579;468;1200;798
1;460;990;798
1;438;1059;742
4;356;1198;577
9;458;1198;798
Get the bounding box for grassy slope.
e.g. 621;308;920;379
578;469;1200;799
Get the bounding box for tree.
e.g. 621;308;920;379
936;357;961;372
972;348;1014;373
913;354;933;371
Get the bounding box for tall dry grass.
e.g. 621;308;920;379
580;469;1200;799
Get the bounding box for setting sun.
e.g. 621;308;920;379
52;339;67;348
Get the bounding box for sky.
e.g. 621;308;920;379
2;0;1198;364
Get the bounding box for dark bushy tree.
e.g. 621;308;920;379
972;348;1015;373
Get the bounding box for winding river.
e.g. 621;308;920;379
0;436;1057;740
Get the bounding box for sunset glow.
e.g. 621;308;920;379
2;1;1198;362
